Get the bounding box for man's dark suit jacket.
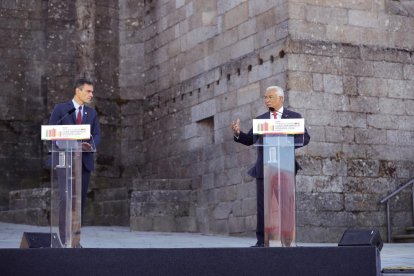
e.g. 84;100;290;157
49;101;101;172
234;108;310;178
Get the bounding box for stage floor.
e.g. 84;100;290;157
0;222;413;271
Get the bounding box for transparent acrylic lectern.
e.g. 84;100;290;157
253;119;305;247
50;140;95;248
42;124;94;248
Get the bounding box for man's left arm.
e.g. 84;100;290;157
90;110;101;147
292;111;310;148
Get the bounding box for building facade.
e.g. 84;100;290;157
0;0;413;242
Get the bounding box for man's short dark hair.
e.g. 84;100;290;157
74;78;94;90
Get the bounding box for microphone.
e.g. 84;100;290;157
51;108;75;151
269;108;282;114
55;108;75;125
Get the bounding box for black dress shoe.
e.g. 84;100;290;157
251;242;264;247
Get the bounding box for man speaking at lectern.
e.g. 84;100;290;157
49;78;101;215
230;85;310;247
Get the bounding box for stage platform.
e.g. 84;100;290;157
0;222;413;275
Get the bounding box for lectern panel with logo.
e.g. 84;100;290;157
253;119;304;247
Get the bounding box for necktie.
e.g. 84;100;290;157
273;112;278;119
77;106;82;124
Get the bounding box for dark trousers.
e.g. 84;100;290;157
81;166;91;213
256;178;264;244
58;165;90;244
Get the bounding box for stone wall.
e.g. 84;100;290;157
0;0;131;226
1;0;413;243
119;0;292;235
130;179;197;232
0;0;51;206
120;0;414;241
288;40;414;241
286;0;414;241
0;188;49;225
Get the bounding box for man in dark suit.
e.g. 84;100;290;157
231;85;310;247
49;78;100;245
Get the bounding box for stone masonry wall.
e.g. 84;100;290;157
120;0;292;236
287;0;414;241
1;0;413;243
0;0;131;226
0;0;52;207
121;0;414;242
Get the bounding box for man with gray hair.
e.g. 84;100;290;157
230;85;310;247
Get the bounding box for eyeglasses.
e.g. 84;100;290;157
263;96;282;100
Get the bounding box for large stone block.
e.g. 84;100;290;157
387;130;414;146
153;216;176;231
210;219;229;233
288;54;342;74
248;61;273;83
296;226;345;243
297;210;355;228
215;185;237;202
367;144;408;161
344;194;381;211
175;216;197;232
255;23;288;49
230;36;254;60
236;181;256;200
94;188;128;201
348;10;379;28
344;176;395;194
288;71;312;91
325;126;355;144
224;2;248;30
191;98;216;122
238;18;256;39
241;197;256;216
228;216;245;233
404;64;414;80
0;208;49;226
306;5;347;25
322;158;348;176
236;82;260;106
347;159;380;177
306;141;343;158
249;0;285;16
9;188;50;210
349;96;379;114
323;74;343;94
355;128;387;145
372;61;403;79
367;114;404;130
297;192;344;211
217;0;247;15
213;202;233;219
130;216;153;231
358;77;387;97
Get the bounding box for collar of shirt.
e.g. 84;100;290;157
72;99;83;114
271;106;284;119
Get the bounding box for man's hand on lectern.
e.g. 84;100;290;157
82;142;92;151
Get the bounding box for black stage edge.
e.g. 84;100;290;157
0;246;380;276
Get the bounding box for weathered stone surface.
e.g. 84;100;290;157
129;179;197;232
0;188;50;226
1;0;413;243
0;208;49;226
